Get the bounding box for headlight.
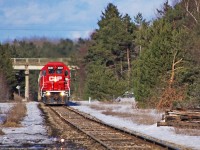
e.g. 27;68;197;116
60;92;65;96
46;92;51;96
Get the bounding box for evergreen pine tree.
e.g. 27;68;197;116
85;3;136;100
0;44;16;100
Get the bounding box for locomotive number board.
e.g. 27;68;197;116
48;67;54;69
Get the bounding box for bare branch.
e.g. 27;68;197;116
184;0;198;23
174;58;183;66
195;0;200;13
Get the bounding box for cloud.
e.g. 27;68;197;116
1;2;61;25
70;30;94;39
0;0;168;25
0;0;168;42
0;0;108;31
113;0;166;20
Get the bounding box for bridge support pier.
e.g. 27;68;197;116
25;64;29;101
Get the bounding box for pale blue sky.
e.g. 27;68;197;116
0;0;170;42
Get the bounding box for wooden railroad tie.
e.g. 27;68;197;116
157;108;200;129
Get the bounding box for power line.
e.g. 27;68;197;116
0;28;94;31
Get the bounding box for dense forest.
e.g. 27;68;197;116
0;0;199;109
0;38;88;100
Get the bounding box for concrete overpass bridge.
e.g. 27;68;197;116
11;58;78;101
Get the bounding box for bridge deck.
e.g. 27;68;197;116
11;58;78;70
11;58;70;65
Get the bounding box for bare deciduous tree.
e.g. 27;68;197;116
184;0;200;24
157;51;184;109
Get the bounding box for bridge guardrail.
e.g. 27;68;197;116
11;58;71;66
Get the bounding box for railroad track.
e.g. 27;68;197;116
49;106;185;150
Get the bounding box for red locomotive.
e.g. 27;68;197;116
38;62;70;105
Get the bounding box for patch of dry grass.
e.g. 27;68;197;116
174;127;200;136
13;93;23;102
91;103;162;125
131;109;162;125
90;104;108;111
0;108;4;135
131;113;160;125
102;111;132;118
0;129;4;135
102;109;161;125
3;102;27;127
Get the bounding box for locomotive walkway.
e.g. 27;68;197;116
11;58;78;101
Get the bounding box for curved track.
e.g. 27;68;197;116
49;106;184;150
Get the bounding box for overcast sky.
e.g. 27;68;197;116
0;0;170;42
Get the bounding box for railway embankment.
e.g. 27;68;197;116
0;100;199;149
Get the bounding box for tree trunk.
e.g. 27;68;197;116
127;47;131;86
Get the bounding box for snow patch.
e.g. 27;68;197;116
72;100;200;150
0;102;53;147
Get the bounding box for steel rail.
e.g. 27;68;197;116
66;106;187;150
49;106;114;150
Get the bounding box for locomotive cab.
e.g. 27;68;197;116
38;62;70;105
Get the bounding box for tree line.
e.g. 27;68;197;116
83;0;200;108
0;38;85;100
0;0;199;108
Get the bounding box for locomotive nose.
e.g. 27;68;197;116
39;62;71;105
49;76;62;82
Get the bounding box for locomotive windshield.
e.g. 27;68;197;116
48;67;55;74
56;69;63;74
56;66;63;74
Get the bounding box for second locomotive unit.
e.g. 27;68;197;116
38;62;70;105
